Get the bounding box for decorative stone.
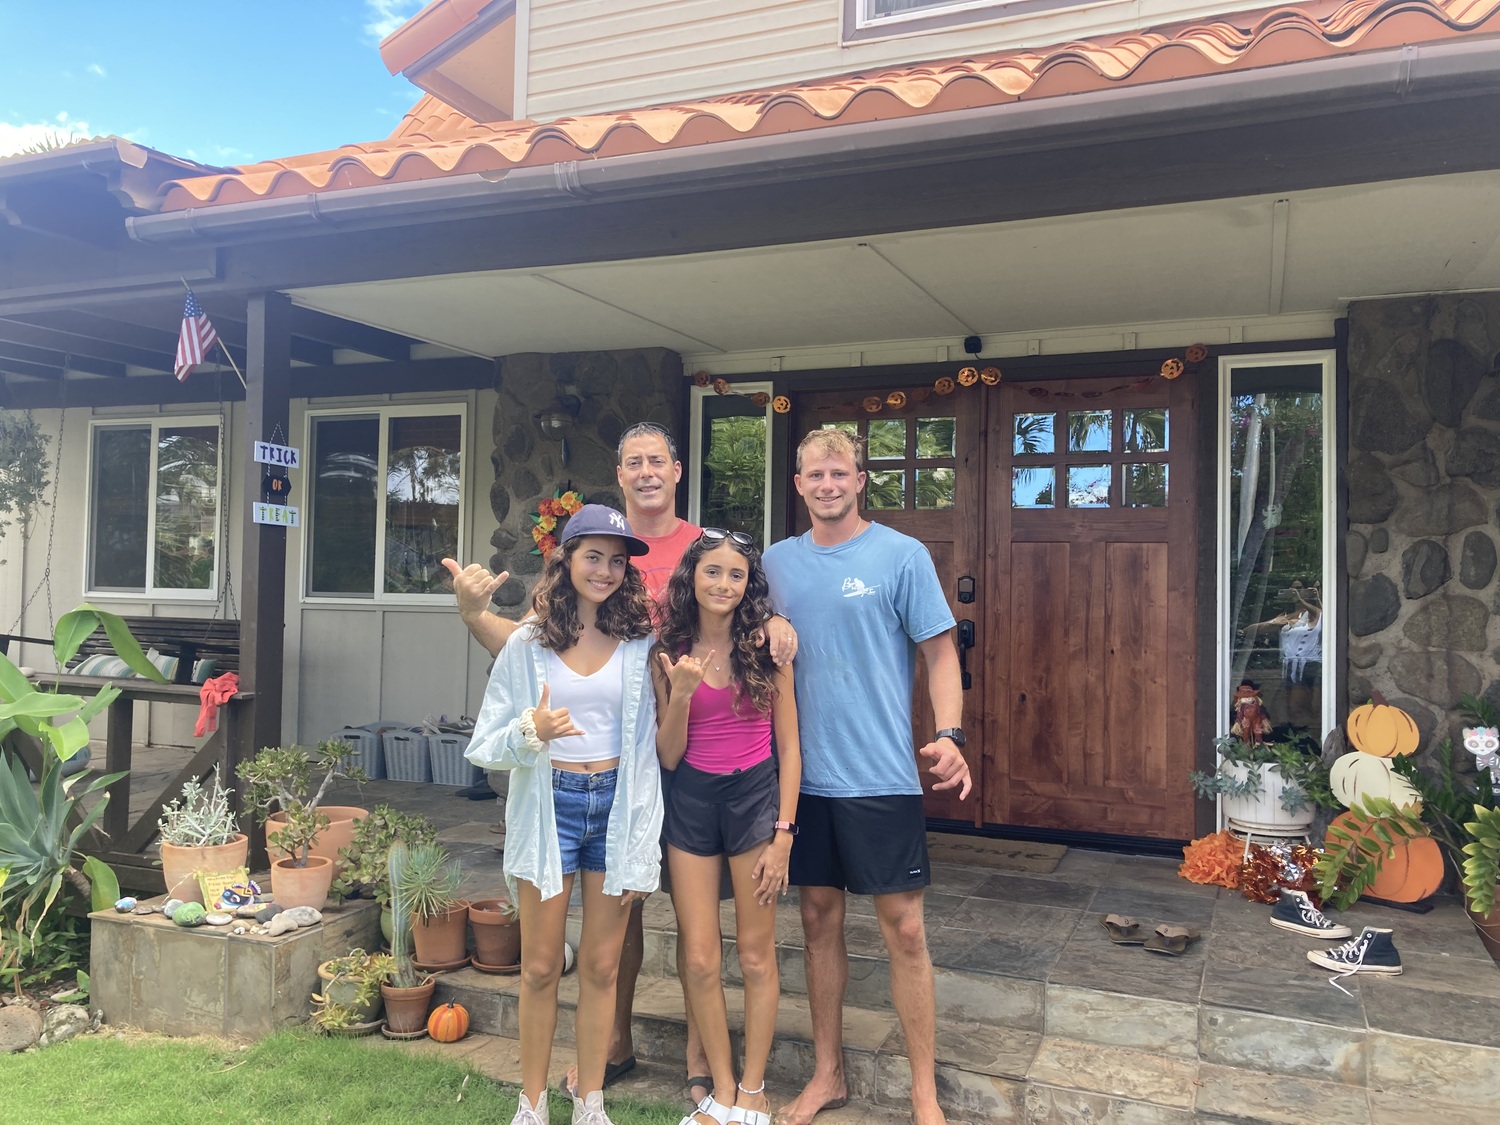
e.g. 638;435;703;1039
37;1005;90;1048
1349;575;1401;636
1393;482;1488;536
161;899;184;919
488;478;511;525
1346;531;1368;577
495;576;526;608
1445;426;1500;488
204;912;233;926
1389;652;1483;706
1461;531;1497;590
1401;540;1451;599
510;466;541;499
1388;443;1439;487
133;904;156;915
1422;338;1488;426
113;897;137;913
172;902;208;927
255;903;283;924
501;423;532;463
236;904;261;918
265;912;299;937
281;906;323;927
231;924;248;935
1351;376;1430;454
1403;595;1490;651
1387;696;1441;752
0;1005;42;1053
1475;383;1500;421
1370;528;1390;553
1349;642;1383;670
1346;454;1397;524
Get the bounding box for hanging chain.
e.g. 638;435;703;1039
9;398;65;653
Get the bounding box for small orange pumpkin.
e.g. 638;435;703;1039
427;1000;469;1043
1346;695;1420;758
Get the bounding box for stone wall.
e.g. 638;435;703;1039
484;348;684;610
1346;294;1500;750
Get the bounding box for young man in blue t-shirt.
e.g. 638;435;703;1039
763;427;971;1125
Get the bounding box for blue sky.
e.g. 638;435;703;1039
0;1;427;163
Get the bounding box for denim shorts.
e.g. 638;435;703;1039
553;767;617;876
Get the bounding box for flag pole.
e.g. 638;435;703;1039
178;278;247;390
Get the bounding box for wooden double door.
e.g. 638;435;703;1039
794;374;1198;840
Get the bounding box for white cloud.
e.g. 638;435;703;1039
0;119;95;157
87;63;107;78
365;0;423;41
183;143;254;167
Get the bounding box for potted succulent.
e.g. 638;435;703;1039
392;841;468;971
156;770;248;904
312;947;392;1034
380;842;435;1037
329;804;438;951
238;739;368;895
468;895;520;971
1191;731;1336;835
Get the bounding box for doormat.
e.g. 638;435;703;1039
926;834;1067;874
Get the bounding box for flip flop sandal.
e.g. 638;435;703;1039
1099;913;1145;945
1143;924;1201;956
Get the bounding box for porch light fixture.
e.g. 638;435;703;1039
535;394;581;465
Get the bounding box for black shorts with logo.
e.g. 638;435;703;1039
787;793;930;895
663;755;779;858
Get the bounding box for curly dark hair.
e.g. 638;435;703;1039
527;537;654;650
655;535;778;717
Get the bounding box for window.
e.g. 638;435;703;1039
306;407;464;599
847;0;1078;39
87;419;221;596
690;384;772;546
1010;406;1169;509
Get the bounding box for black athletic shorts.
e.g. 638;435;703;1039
787;793;930;895
659;766;736;900
663;755;779;858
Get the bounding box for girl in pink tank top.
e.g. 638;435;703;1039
652;528;801;1125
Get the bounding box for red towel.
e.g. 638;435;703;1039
196;672;240;737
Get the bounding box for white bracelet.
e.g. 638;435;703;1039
518;707;543;752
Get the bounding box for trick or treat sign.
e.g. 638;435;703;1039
253;438;299;527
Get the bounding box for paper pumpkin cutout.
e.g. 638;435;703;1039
1329;752;1422;812
1346;699;1419;758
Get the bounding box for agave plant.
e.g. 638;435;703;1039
391;841;462;923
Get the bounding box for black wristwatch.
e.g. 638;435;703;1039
935;727;966;747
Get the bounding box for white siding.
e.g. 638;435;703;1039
523;0;1280;120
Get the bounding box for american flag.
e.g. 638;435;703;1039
174;292;219;381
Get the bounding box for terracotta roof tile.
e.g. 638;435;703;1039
159;0;1500;211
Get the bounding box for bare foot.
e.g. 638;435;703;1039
775;1075;848;1125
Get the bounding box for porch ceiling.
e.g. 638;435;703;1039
286;169;1500;362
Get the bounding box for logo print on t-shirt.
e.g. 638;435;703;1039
841;577;880;598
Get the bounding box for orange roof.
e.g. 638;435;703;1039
159;0;1500;211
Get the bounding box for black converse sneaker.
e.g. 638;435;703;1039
1270;889;1352;939
1307;926;1402;992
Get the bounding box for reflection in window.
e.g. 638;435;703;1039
1068;466;1110;507
915;468;955;509
916;418;954;458
90;427;151;590
385;415;462;594
1124;409;1168;452
1228;369;1325;742
821;421;857;436
868;419;906;459
1013;466;1054;508
867;470;905;509
1068;411;1111;452
1123;463;1167;507
1015;413;1053;455
153;426;219;590
701;411;766;542
310;417;379;597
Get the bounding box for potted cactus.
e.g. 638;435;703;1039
379;842;435;1037
392;841;468;970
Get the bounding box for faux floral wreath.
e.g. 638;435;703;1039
530;488;586;557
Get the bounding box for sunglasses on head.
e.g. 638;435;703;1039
699;527;757;551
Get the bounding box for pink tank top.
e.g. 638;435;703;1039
683;682;772;774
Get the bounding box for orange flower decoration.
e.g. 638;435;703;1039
772;396;791;414
713;378;731;395
1185;343;1209;363
1160;357;1185;380
934;377;955;396
980;366;1001;386
956;366;979;387
885;391;907;409
531;488;586;554
558;491;584;515
749;392;771;408
534;532;557;556
1178;830;1243;889
534;513;557;534
693;370;712;387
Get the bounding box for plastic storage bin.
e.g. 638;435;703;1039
383;729;431;782
426;733;481;787
329;727;385;780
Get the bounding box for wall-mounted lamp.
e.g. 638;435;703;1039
535;394;581;465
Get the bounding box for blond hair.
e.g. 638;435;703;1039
796;427;864;473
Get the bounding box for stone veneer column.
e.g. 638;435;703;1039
1346;294;1500;750
483;348;684;610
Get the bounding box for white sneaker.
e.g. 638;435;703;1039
573;1090;616;1125
511;1090;547;1125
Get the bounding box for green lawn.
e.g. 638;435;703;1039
4;1029;680;1124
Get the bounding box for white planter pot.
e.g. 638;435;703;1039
1222;762;1316;836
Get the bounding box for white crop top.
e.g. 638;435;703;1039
544;645;625;764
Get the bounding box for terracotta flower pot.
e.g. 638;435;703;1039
1467;901;1500;964
159;833;250;904
265;805;367;893
380;977;436;1036
411;901;470;968
469;899;521;968
271;855;335;911
316;960;384;1025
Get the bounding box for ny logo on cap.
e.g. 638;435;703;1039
609;511;626;530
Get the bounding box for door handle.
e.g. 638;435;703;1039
957;619;975;690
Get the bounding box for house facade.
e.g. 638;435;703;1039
4;0;1500;849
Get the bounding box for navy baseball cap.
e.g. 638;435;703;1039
558;504;649;556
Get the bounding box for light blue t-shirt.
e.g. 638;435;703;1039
763;522;955;797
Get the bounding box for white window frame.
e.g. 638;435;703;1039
688;382;774;548
84;415;225;602
1215;349;1339;760
857;0;1012;27
300;402;468;606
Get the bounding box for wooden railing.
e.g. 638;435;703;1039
5;675;260;893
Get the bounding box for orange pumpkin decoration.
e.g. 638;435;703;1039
427;1001;470;1043
1346;696;1420;758
1327;813;1445;903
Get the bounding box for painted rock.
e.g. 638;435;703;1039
172;902;208;927
113;897;137;913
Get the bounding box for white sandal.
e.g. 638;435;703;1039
729;1081;771;1125
679;1094;735;1125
